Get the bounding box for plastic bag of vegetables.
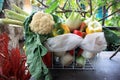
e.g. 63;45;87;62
45;33;83;52
80;32;107;53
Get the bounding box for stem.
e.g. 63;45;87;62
4;9;26;22
76;0;86;17
0;18;23;26
62;0;69;10
110;46;120;59
76;0;82;10
102;6;106;26
106;3;114;10
56;9;87;13
106;1;120;10
98;9;120;22
12;4;29;16
37;0;49;8
89;0;92;16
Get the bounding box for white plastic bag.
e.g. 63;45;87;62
80;32;107;53
45;33;83;52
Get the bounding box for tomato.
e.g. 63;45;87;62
69;49;74;56
42;52;52;68
73;30;83;37
77;48;84;56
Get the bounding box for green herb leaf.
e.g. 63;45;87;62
46;0;52;5
45;1;59;13
51;14;62;23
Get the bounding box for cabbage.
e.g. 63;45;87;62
65;12;82;32
76;55;86;67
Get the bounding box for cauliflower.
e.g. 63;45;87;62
30;11;55;34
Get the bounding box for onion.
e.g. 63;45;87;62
60;53;73;66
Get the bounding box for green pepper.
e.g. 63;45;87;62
56;29;64;35
52;23;70;36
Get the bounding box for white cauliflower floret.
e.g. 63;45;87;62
30;11;55;34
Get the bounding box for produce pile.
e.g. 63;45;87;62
0;4;107;80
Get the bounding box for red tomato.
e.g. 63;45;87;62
73;30;83;37
42;52;52;68
77;48;84;56
69;49;74;56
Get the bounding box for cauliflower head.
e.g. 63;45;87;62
30;11;55;34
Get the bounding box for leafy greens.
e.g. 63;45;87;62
23;13;51;80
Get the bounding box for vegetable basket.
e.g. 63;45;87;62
0;4;107;80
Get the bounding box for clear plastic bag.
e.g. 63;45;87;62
45;32;107;54
80;32;107;53
45;33;83;52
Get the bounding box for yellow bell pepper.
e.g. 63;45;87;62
52;23;70;36
86;21;102;34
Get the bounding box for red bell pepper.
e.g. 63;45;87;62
73;30;83;37
73;29;86;38
42;52;52;68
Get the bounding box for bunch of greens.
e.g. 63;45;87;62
24;13;51;80
0;4;28;26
